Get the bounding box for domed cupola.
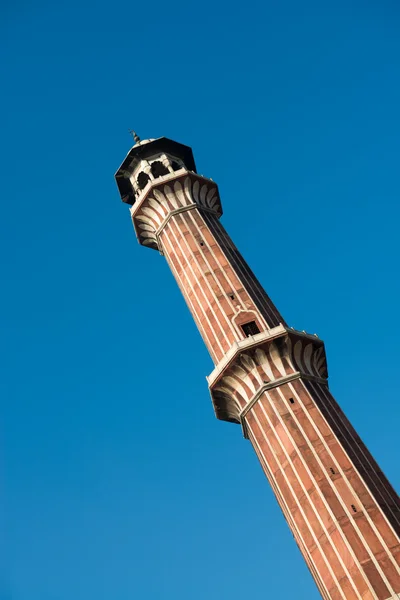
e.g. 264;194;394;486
115;134;197;205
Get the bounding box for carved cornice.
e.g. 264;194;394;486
130;173;222;250
208;329;328;426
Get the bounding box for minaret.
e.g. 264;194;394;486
115;135;400;600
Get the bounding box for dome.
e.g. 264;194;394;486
115;137;197;205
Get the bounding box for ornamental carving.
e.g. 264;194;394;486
210;330;328;424
131;174;222;250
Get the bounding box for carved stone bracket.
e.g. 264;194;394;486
208;327;328;425
130;173;222;250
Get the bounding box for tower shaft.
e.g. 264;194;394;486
115;138;400;600
160;204;285;363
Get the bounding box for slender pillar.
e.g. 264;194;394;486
115;136;400;600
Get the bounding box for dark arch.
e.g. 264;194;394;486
171;161;181;171
151;161;169;178
137;171;150;190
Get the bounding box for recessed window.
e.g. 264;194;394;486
137;171;150;190
241;321;260;337
351;504;357;513
199;240;204;247
229;293;235;300
151;161;169;178
289;398;295;404
171;160;181;171
330;467;335;475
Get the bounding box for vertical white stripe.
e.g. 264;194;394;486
247;414;349;600
178;212;240;339
184;211;248;313
185;210;269;330
256;397;368;600
270;385;396;596
160;230;220;362
208;216;281;326
202;213;276;322
286;380;400;578
248;428;332;600
164;221;227;356
310;381;400;532
166;216;232;352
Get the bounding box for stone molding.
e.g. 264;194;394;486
155;203;219;255
238;371;328;438
208;327;328;425
130;173;222;250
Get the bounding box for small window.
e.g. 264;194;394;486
137;171;150;190
351;504;357;513
229;293;235;300
151;161;169;178
330;467;335;475
200;241;204;247
241;321;260;337
289;398;295;404
171;161;181;171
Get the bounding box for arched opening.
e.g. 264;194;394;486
241;321;260;337
137;171;150;190
151;161;169;178
232;310;262;338
171;161;182;171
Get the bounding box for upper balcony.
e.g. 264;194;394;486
115;137;197;206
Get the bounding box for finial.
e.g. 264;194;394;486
128;129;141;144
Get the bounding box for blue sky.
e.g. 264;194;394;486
2;1;400;598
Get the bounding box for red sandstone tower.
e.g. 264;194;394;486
115;134;400;600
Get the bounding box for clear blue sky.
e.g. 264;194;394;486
2;1;400;599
